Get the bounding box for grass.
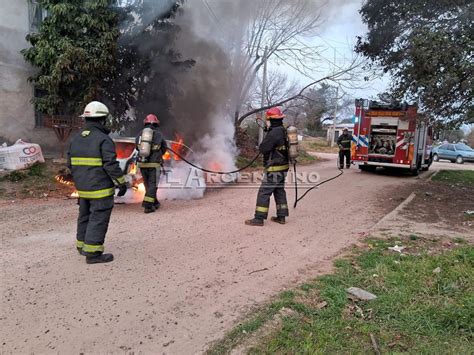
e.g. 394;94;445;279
0;162;46;182
432;170;474;185
208;236;474;354
302;138;339;154
235;149;316;170
0;161;71;199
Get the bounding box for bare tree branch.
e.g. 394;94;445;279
237;63;360;125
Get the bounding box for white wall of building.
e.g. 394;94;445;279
0;0;56;152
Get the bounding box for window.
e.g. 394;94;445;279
28;0;47;32
439;144;448;150
447;145;455;151
454;144;473;151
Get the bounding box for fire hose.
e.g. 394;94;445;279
292;158;343;208
168;146;344;209
167;147;261;174
167;117;344;207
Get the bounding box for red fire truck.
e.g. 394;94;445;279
352;99;433;175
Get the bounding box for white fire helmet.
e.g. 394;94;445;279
80;101;109;118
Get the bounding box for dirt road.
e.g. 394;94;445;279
0;157;464;353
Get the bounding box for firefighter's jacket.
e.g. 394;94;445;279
259;121;289;172
135;126;168;168
67;121;125;199
337;133;353;151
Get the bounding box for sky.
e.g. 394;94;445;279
271;0;390;113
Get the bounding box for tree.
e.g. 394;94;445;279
466;130;474;147
22;0;120;116
202;0;324;126
356;0;474;126
104;0;195;134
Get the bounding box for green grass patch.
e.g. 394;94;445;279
302;139;339;154
0;162;47;182
235;149;316;170
210;237;474;354
432;170;474;185
297;149;317;165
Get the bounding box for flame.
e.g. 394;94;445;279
55;174;74;186
128;162;137;175
207;162;223;172
70;191;79;198
163;134;185;161
115;142;136;159
133;183;145;192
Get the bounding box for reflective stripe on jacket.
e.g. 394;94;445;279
67;121;125;199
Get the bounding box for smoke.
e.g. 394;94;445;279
115;0;352;201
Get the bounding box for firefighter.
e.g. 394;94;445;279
337;127;353;169
136;114;167;214
67;101;127;264
245;107;289;226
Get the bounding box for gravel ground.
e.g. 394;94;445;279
0;155;448;353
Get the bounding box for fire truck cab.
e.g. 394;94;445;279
352;99;433;175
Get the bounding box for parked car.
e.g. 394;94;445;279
432;143;474;164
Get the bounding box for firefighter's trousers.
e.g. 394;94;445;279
255;171;289;219
141;167;161;208
76;196;114;256
339;149;351;168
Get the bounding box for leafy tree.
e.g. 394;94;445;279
105;0;195;134
22;0;120;116
466;130;474;147
356;0;473;126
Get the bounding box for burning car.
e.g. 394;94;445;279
113;137;194;189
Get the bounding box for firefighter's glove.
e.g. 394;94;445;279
117;184;127;197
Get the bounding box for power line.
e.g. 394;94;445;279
201;0;221;28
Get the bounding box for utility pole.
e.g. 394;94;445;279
330;86;339;147
258;46;268;145
330;48;338;148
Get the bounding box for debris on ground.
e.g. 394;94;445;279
388;245;405;253
432;267;441;274
346;287;377;301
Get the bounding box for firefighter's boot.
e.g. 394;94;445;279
86;253;114;264
245;218;264;226
144;206;156;214
154;200;161;210
271;216;286;224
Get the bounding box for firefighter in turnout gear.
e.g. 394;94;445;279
337;127;353;169
245;107;289;226
136;114;168;213
67;101;127;264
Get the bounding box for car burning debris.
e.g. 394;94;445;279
55;137;199;200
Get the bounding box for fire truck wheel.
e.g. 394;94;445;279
432;153;439;162
456;156;464;164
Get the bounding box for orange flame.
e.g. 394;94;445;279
70;191;79;198
133;183;145;192
55;174;74;186
163;134;185;161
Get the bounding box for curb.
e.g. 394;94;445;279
429;170;440;181
370;191;416;231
